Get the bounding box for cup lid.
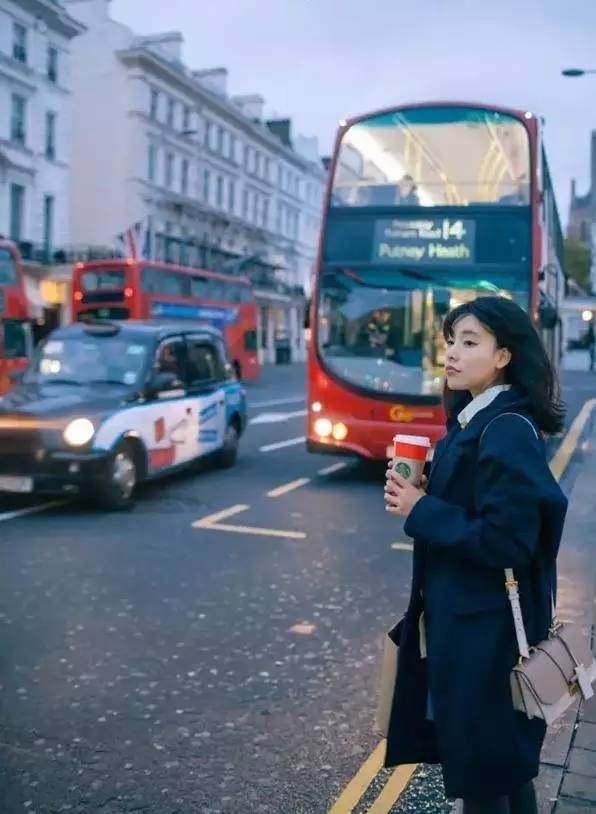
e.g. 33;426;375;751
393;434;431;447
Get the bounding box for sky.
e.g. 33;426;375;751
111;0;596;226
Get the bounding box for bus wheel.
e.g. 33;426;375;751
215;422;239;468
96;441;137;510
233;360;242;381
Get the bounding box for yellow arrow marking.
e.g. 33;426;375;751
192;504;306;540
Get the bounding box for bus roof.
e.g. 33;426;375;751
74;258;251;286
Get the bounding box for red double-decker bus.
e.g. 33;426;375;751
308;101;565;460
0;240;31;394
71;259;260;381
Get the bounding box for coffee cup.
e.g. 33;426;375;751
391;434;431;486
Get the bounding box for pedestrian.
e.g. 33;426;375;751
585;319;595;372
383;296;568;813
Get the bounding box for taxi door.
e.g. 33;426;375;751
146;336;198;471
185;334;226;458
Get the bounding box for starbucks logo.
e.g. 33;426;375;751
394;461;412;479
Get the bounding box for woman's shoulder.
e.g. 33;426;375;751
479;410;541;447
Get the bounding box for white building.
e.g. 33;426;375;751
64;0;326;363
0;0;84;324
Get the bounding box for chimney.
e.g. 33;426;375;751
266;118;292;148
232;94;265;121
193;68;228;97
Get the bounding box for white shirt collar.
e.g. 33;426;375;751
457;384;512;428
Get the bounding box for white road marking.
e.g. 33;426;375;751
391;542;414;551
259;436;305;453
249;396;305;409
318;462;348;476
249;409;307;426
0;500;68;523
192;503;306;540
267;478;311;498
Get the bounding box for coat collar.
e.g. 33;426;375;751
455;387;531;446
457;385;512;429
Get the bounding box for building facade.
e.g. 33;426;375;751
64;0;326;363
0;0;84;324
567;130;596;294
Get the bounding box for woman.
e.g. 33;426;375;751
383;296;568;814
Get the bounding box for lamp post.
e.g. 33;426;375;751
562;68;596;77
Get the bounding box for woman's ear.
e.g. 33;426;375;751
496;346;512;370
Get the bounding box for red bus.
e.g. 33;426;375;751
71;259;260;381
0;240;31;394
308;101;565;460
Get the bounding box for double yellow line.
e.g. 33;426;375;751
328;398;596;814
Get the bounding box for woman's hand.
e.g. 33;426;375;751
384;468;426;518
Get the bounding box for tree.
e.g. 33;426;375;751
564;236;591;293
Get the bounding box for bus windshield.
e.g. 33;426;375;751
317;268;530;397
331;106;531;208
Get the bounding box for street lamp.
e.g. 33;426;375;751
562;68;596;77
582;310;594;322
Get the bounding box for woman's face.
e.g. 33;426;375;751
444;314;511;397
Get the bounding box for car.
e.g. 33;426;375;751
0;320;247;509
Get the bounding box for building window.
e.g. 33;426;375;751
266;158;272;182
204;121;212;148
47;46;58;83
245;145;253;172
203;169;211;203
276;201;283;233
148;143;157;181
13;22;27;64
252;193;259;224
183;106;191;132
216;175;224;208
43;195;54;251
228;179;235;213
181;159;189;196
222;130;231;159
165;153;174;189
9;184;25;242
11;94;26;145
217;126;224;154
167;97;176;128
150;87;159;120
262;198;269;229
255;152;262;178
230;135;237;163
45;112;56;160
242;189;249;219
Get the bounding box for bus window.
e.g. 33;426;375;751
190;276;209;298
3;320;29;358
82;269;126;291
141;268;190;296
0;248;18;284
207;280;225;300
243;330;257;351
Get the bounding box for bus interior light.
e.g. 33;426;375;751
332;422;348;441
314;417;333;438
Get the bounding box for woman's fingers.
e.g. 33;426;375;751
384;491;400;507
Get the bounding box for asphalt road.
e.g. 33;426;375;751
0;363;594;814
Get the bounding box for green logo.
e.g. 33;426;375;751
394;461;412;479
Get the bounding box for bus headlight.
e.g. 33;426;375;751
314;417;333;438
332;422;348;441
64;418;95;447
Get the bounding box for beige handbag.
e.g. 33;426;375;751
506;567;596;724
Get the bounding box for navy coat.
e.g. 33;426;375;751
384;389;568;799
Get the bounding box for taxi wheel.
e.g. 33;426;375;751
215;423;239;469
97;442;137;510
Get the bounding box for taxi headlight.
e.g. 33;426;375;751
63;418;95;447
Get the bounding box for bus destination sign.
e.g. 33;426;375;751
372;218;476;264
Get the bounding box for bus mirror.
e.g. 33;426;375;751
8;369;25;383
538;297;558;330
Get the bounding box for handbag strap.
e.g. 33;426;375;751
481;412;557;661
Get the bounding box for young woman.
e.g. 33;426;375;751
383;296;568;814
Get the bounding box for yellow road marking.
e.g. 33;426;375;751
549;398;596;481
328;740;386;813
367;765;417;813
329;397;596;814
192;504;306;540
267;478;311;498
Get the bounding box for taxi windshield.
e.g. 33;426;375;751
26;336;149;387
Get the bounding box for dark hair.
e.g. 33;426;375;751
442;296;565;434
